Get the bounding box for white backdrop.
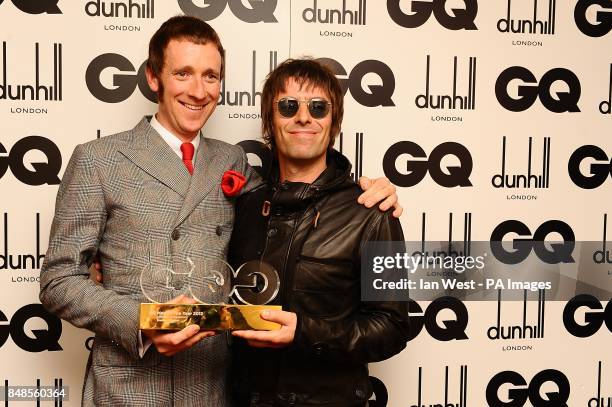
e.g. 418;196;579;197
0;0;610;405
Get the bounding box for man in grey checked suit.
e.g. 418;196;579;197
40;16;252;406
40;15;400;407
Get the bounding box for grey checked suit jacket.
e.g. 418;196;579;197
40;117;261;406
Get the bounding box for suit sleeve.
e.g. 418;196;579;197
292;212;410;364
39;144;142;359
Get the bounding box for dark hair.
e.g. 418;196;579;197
261;58;344;150
147;15;225;80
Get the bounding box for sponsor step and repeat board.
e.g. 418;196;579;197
1;0;611;405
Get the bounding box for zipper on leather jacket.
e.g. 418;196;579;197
265;187;308;306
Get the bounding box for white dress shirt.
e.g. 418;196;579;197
150;114;200;164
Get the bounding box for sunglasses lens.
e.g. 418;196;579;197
278;98;299;118
309;100;329;118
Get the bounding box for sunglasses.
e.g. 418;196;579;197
276;97;331;119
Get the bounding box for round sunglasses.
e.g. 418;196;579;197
276;97;331;119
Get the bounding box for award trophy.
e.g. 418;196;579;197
139;258;281;331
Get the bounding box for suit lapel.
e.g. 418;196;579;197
174;136;229;227
118;118;190;197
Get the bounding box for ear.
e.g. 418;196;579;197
145;65;160;93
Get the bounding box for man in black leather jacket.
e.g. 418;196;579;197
228;58;410;407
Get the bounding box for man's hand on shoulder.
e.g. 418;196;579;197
91;258;103;283
232;309;297;348
358;176;403;218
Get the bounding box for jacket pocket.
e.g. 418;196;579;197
91;336;161;367
293;256;355;293
292;258;357;318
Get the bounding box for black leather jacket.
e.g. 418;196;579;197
228;150;409;407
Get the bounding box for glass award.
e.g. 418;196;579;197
139;258;282;331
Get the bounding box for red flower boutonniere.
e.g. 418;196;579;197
222;170;246;197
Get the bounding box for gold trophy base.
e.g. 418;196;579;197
139;303;282;331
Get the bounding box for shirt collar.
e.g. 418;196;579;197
150;114;200;162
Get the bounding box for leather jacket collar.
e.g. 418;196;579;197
266;149;354;213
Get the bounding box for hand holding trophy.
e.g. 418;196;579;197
141;294;216;357
139;258;281;331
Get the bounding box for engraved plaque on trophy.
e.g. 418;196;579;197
139;258;281;331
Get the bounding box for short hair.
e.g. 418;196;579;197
147;15;225;80
261;58;344;150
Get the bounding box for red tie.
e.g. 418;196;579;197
180;142;194;175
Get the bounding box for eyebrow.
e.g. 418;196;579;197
202;67;220;76
172;66;220;75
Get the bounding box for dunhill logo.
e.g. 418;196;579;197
410;365;468;407
589;362;611;407
218;50;277;107
0;213;44;270
417;212;473;258
487;289;545;340
600;64;612;114
497;0;556;35
338;131;364;183
85;0;154;18
415;55;476;110
0;42;62;101
492;136;551;189
302;0;366;25
593;214;611;264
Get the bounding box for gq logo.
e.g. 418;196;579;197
486;370;570;407
178;0;277;23
387;0;478;30
0;304;62;352
490;220;575;264
382;141;472;188
237;140;272;178
574;0;612;37
568;145;612;189
0;136;62;186
0;0;61;14
317;58;395;107
86;54;157;103
495;67;581;113
368;376;388;407
406;297;468;341
563;294;611;337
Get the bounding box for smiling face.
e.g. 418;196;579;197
146;39;222;142
273;78;332;176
